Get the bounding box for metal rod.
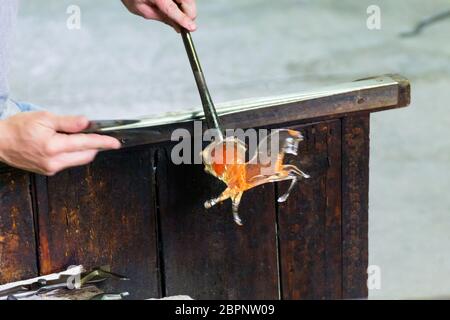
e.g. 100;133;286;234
180;29;223;139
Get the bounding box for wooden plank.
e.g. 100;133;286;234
156;146;279;299
0;171;38;284
83;74;410;148
342;115;370;299
35;147;160;299
277;120;342;299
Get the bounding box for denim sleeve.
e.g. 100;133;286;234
0;99;42;120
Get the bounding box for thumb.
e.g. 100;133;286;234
52;115;90;133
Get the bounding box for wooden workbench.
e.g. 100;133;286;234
0;75;410;299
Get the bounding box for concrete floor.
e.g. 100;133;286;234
9;0;450;299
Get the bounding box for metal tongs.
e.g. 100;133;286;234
0;266;129;300
180;28;224;139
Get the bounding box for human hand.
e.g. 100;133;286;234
121;0;197;32
0;111;121;175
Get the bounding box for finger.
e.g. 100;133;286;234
155;8;182;32
50;149;99;173
136;3;161;20
51;114;90;133
135;3;181;32
175;0;197;20
121;0;135;14
163;18;182;33
155;0;196;31
47;133;121;154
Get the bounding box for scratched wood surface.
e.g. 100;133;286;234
0;171;38;284
0;120;368;299
277;120;342;299
33;147;160;299
0;119;371;300
156;146;279;299
342;115;370;299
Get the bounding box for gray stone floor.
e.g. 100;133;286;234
9;0;450;299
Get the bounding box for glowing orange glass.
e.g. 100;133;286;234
202;129;309;225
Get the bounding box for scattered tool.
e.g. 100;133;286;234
90;292;130;300
0;266;128;300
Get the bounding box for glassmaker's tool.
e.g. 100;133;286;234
90;292;130;300
177;18;309;226
79;27;224;144
180;28;223;140
0;266;129;300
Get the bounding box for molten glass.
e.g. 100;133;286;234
202;129;309;225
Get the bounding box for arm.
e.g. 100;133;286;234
121;0;197;31
0;111;121;175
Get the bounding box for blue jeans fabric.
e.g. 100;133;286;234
0;98;42;119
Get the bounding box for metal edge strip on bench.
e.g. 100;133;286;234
99;74;409;148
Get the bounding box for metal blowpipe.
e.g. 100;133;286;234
180;29;224;140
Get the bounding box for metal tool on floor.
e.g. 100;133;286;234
90;292;130;300
0;266;129;300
